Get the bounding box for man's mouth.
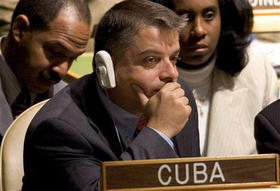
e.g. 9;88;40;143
40;71;61;84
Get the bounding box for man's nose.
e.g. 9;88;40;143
52;61;69;78
160;60;178;83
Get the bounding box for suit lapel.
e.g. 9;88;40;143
0;80;13;135
0;79;60;136
81;75;123;157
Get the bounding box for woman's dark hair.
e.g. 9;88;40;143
150;0;254;76
11;0;91;31
217;0;253;75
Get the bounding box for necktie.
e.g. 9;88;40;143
134;115;148;137
11;88;31;119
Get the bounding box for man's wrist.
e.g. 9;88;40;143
148;127;175;149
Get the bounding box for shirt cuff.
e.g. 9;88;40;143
149;127;175;149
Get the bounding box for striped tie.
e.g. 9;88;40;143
11;88;31;119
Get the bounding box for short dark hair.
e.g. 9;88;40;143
150;0;254;76
94;0;187;66
11;0;91;31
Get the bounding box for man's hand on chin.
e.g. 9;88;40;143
132;82;192;138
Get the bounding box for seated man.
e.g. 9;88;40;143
255;100;280;154
0;0;91;140
22;0;200;190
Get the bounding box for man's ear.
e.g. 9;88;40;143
12;14;31;42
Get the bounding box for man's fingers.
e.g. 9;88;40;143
178;96;190;106
173;88;185;98
132;84;149;107
161;82;181;91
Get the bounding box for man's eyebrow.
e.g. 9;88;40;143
44;41;84;57
138;49;163;56
45;41;68;50
138;48;180;56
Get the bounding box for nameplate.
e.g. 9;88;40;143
249;0;280;9
101;154;279;191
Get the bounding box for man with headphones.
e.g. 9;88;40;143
22;0;200;190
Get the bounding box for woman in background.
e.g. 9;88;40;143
152;0;278;156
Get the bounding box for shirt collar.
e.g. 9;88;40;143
0;35;21;106
96;81;138;145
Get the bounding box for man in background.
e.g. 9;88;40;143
0;0;91;141
22;0;200;190
0;0;18;36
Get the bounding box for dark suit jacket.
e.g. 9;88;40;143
254;99;280;154
22;74;200;191
0;80;66;142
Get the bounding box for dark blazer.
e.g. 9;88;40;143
0;80;66;142
22;74;200;191
254;99;280;154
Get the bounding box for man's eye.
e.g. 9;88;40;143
47;49;63;58
145;56;159;64
170;56;181;64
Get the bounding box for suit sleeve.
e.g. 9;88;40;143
23;118;177;191
254;102;280;154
